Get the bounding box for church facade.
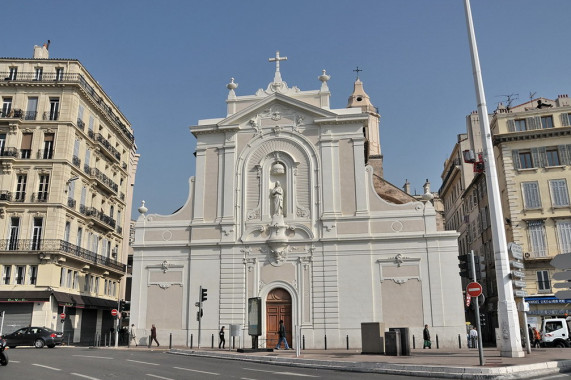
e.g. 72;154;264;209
131;53;465;349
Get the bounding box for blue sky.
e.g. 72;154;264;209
3;1;571;218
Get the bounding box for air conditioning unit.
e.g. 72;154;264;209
524;252;531;259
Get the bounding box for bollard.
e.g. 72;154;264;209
169;333;172;349
346;335;349;350
211;333;214;348
104;334;107;347
413;335;416;349
325;335;327;350
436;334;439;349
303;335;306;350
232;336;235;349
458;334;462;349
191;334;193;348
148;335;151;348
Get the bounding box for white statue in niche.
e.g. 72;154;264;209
271;181;284;216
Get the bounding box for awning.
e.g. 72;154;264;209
52;291;116;309
525;296;571;304
0;290;51;302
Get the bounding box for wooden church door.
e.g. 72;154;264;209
266;288;292;348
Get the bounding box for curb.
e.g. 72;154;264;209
168;349;571;379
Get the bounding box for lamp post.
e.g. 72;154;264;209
463;0;524;357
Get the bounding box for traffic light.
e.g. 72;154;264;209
458;254;473;279
474;256;486;280
119;300;125;312
201;288;208;302
479;313;487;326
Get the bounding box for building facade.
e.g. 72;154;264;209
131;54;465;349
0;44;138;344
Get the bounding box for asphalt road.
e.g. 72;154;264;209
0;346;440;380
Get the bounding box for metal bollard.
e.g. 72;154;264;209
232;336;235;349
148;335;151;348
458;334;462;349
436;334;439;349
211;333;214;348
191;334;193;348
413;335;416;349
169;333;172;349
104;334;107;347
303;335;305;350
346;335;349;350
324;335;327;350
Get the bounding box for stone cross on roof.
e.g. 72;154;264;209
269;51;287;83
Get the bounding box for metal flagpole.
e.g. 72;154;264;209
463;0;524;357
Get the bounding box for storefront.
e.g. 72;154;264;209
524;296;571;328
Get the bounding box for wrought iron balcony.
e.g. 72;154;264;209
0;147;18;158
31;192;49;202
72;155;81;167
76;118;85;130
83;165;118;193
37;149;53;159
0;191;12;201
0;239;125;273
0;109;23;119
42;111;59;121
24;111;37;120
67;197;76;209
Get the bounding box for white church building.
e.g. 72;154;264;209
131;52;465;349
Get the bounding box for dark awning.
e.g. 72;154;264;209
82;295;117;309
52;291;116;309
0;290;51;302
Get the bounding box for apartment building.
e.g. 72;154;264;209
0;44;138;345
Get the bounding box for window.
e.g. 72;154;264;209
8;67;17;80
522;182;541;209
66;269;72;288
528;220;547;257
545;321;563;333
15;174;26;201
537;270;551;292
55;68;64;81
515;119;527;131
541;115;554;129
2;97;12;117
60;268;66;287
43;134;54;159
519;151;533;169
0;133;6;155
28;265;37;285
21;133;32;158
557;220;571;254
94;277;99;294
2;266;11;284
38;175;49;201
49;98;59;120
34;67;43;81
73;271;79;290
9;217;20;250
15;265;25;285
64;222;71;242
550;179;570;207
546;148;561;166
31;217;43;250
25;97;38;120
77;227;83;248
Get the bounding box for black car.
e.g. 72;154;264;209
4;327;63;348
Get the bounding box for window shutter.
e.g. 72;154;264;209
557;221;571;253
512;149;521;170
531;148;540;168
73;139;80;157
537;146;547;167
528;117;539;130
507;119;515;132
528;220;547;257
21;133;32;149
561;113;570;127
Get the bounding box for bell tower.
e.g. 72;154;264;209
347;69;383;177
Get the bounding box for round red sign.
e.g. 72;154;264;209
111;309;118;316
466;282;483;297
60;313;66;319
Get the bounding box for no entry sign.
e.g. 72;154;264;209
60;313;66;319
466;282;483;297
111;309;118;317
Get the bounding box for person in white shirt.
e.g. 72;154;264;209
469;326;478;349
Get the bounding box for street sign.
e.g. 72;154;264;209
553;271;571;281
511;270;525;279
514;290;528;298
513;280;526;288
510;261;524;269
508;242;523;260
111;309;118;317
466;293;471;307
467;282;483;297
60;313;65;320
550;253;571;269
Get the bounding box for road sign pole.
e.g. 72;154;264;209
0;310;4;336
470;250;484;366
198;286;202;349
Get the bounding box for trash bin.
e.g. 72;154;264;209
361;322;385;354
389;327;410;356
385;330;401;356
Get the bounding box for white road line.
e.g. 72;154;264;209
126;359;160;366
10;360;20;363
243;368;318;377
32;363;61;371
146;374;175;380
240;378;258;380
71;373;101;380
72;355;113;360
173;366;220;375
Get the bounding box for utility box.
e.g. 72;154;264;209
361;322;385;354
389;327;411;356
385;330;401;356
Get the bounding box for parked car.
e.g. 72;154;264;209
4;327;63;348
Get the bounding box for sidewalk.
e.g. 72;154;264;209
166;346;571;379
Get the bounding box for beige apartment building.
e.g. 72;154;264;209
0;44;138;345
441;94;571;342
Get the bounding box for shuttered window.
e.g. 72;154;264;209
557;220;571;254
550;179;570;207
528;220;547;257
522;182;541;209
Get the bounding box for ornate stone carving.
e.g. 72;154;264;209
247;208;260;220
296;205;310;218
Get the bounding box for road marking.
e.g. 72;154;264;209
32;364;61;371
71;373;101;380
243;368;318;377
72;355;113;360
126;359;160;366
173;366;220;375
146;374;175;380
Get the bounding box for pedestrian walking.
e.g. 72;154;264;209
532;327;541;348
469;326;478;349
275;320;292;350
423;324;432;349
130;324;137;346
219;326;226;349
149;324;160;347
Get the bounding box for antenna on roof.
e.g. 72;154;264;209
497;93;519;110
529;91;537;104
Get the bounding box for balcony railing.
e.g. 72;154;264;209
76;119;85;131
0;147;18;158
72;155;81;167
0;239;125;272
67;197;76;209
0;71;134;143
37;149;53;159
31;192;49;202
42;111;59;121
0;109;23;119
83;165;118;193
24;111;37;120
0;191;12;201
79;205;116;229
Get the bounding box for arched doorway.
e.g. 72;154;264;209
266;288;292;348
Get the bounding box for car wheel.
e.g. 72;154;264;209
34;339;45;348
555;341;566;348
47;344;55;348
8;346;15;349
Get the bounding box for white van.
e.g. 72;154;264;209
541;317;571;348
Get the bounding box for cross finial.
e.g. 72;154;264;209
353;66;363;80
269;51;287;73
